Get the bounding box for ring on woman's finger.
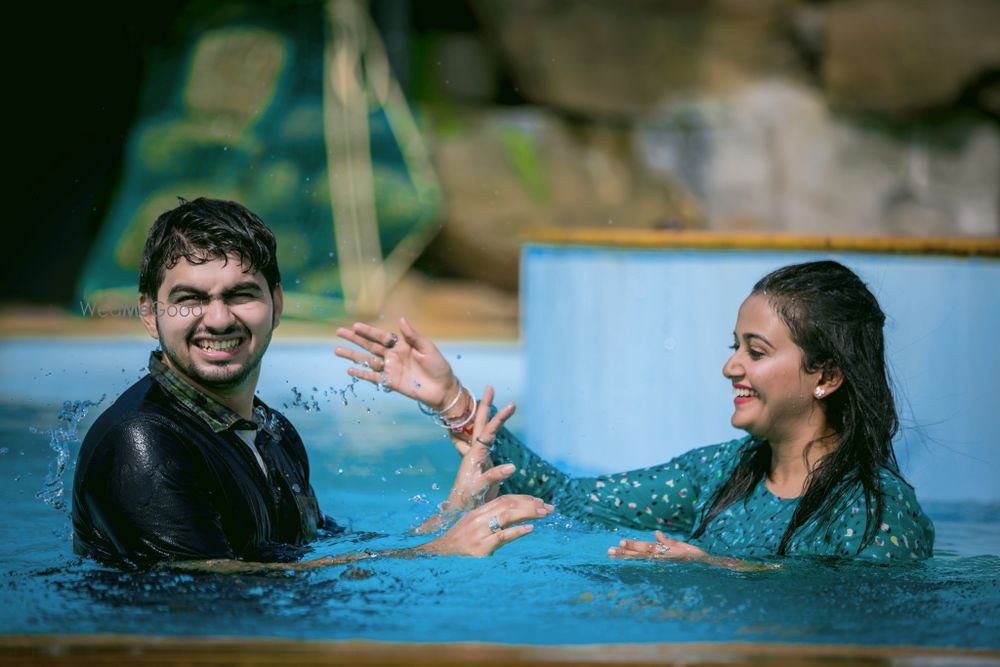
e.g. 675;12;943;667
656;544;670;554
385;333;398;349
488;516;502;533
475;436;494;448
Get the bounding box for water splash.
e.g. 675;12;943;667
33;396;105;514
288;386;321;412
284;377;361;412
253;405;282;435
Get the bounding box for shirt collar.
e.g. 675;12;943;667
148;350;276;437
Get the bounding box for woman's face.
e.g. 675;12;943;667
722;293;825;444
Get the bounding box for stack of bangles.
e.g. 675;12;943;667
419;382;477;438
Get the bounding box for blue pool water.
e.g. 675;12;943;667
1;339;998;648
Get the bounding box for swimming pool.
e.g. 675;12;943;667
1;339;998;655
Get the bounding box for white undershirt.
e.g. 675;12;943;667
234;428;268;477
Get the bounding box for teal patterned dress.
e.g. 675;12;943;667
491;429;935;561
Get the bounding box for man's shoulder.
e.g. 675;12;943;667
82;376;189;454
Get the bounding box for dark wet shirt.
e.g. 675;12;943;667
72;352;327;569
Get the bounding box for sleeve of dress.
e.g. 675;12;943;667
79;417;234;566
490;427;747;535
806;472;935;562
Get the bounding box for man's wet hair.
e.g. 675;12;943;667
139;197;281;299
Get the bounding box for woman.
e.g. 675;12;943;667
336;261;934;563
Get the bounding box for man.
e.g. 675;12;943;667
72;197;549;571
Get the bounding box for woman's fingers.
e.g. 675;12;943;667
345;367;383;385
480;463;515;486
336;325;387;356
607;534;706;561
334;346;385;372
450;434;471;457
350;322;399;349
473;385;494;436
399;317;427;351
469;386;515;450
488;402;516;430
608;538;669;559
654;530;677;546
479;495;553;528
488;523;534;550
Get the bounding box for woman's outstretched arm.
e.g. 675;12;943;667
335;320;742;536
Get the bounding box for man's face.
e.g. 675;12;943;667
140;254;283;395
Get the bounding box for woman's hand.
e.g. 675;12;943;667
414;386;517;533
417;495;553;557
335;318;458;411
445;386;516;508
608;531;709;562
608;531;779;571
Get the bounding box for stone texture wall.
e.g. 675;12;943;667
413;0;1000;289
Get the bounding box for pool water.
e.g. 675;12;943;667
1;340;998;649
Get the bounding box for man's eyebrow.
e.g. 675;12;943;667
742;332;775;349
222;281;266;297
166;284;209;299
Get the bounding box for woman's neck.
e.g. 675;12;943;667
766;429;838;497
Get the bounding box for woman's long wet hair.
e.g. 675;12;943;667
690;260;900;555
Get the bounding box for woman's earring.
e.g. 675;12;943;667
814;387;825;398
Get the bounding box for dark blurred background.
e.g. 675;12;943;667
5;0;999;309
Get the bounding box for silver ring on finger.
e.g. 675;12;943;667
488;516;502;533
475;436;494;449
656;544;670;554
385;333;398;349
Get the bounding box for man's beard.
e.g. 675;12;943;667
157;320;272;391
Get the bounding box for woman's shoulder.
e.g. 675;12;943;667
876;467;935;531
661;434;757;481
680;434;757;460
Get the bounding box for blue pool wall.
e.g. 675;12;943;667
0;338;525;450
521;245;1000;503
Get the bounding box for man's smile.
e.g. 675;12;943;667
193;337;245;352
